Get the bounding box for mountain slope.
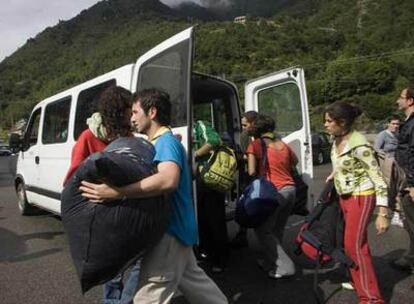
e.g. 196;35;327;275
0;0;190;124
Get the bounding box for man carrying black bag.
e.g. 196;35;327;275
80;89;227;304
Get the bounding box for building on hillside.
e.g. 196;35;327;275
234;16;246;24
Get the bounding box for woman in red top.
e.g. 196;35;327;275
246;114;298;279
63;85;132;185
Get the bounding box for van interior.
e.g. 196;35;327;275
191;73;241;150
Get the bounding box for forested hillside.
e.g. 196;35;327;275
1;0;414;134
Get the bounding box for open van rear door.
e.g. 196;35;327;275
131;27;194;153
244;67;314;206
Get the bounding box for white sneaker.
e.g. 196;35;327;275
391;212;404;228
341;282;354;290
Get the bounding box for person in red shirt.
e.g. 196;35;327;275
63;86;132;186
246;114;298;279
64;85;138;304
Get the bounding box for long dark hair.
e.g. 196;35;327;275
242;110;259;123
324;101;362;133
251;114;275;138
98;85;132;139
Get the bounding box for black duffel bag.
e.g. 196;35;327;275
61;137;169;293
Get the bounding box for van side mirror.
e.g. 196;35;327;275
9;133;22;153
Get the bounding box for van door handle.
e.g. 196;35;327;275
35;156;40;164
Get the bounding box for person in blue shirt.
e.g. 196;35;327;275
80;88;227;304
374;115;400;156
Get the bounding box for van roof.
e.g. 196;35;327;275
34;64;134;109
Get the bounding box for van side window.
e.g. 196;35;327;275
136;40;190;127
257;82;303;138
42;97;71;144
74;79;116;140
23;108;41;150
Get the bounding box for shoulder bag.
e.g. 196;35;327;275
235;139;282;228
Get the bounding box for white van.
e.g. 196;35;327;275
13;26;313;215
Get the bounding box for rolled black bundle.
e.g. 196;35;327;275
61;137;169;293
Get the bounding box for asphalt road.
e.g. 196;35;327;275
0;156;413;304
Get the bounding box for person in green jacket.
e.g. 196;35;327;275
193;120;229;273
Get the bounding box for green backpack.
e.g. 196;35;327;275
198;145;238;192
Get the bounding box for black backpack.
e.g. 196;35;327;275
295;181;356;303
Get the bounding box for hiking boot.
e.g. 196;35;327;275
390;257;414;273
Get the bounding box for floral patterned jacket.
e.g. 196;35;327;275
331;131;388;207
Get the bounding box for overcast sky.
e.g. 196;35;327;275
0;0;205;63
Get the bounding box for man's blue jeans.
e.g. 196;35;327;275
103;261;141;304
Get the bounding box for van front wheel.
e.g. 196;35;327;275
17;182;36;216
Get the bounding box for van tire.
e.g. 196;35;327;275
17;182;36;216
